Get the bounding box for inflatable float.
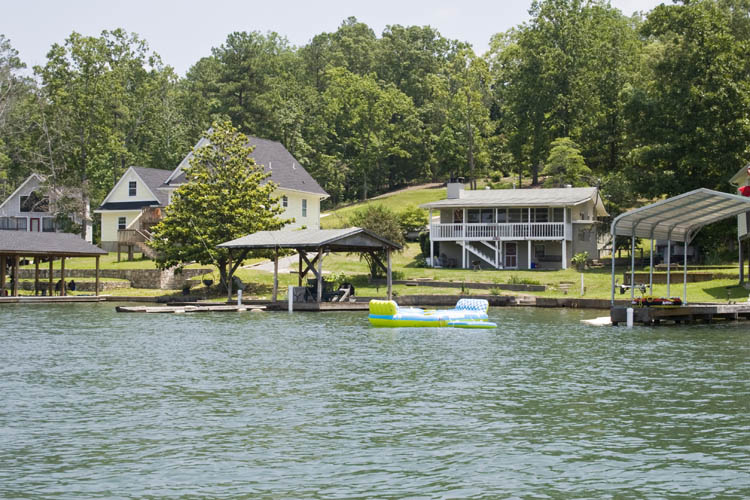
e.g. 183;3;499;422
368;298;497;329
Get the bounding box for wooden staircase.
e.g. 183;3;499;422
117;207;163;260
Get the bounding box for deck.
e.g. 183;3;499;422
611;303;750;325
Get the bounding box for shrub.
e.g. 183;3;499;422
507;275;541;285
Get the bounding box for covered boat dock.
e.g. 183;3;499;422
610;188;750;325
218;227;402;302
0;230;107;299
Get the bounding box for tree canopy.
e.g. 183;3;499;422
149;121;289;292
1;1;749;254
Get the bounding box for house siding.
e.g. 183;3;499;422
108;170;159;203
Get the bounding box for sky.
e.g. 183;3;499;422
5;0;665;77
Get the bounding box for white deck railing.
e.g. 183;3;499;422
430;222;566;240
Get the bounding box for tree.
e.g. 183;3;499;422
149;121;291;295
348;204;405;278
626;0;750;197
541;137;592;187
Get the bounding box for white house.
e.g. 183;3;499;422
0;173;92;241
421;183;608;270
96;135;329;253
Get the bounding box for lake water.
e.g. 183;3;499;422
1;303;748;498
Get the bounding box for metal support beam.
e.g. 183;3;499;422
630;228;636;301
272;247;279;302
95;255;100;296
317;247;323;303
649;230;654;295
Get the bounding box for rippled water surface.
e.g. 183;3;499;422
1;303;749;498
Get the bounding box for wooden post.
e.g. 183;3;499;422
0;255;5;295
12;255;19;297
34;257;40;295
387;248;392;301
317;248;323;303
95;255;100;296
272;247;279;302
117;244;121;262
739;237;744;284
127;245;134;261
60;256;66;296
48;257;54;296
298;250;303;286
226;251;233;302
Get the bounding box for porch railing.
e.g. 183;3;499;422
430;222;566;240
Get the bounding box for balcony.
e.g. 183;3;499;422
430;222;568;241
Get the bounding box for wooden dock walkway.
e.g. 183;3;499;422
0;295;108;304
611;304;750;325
115;304;265;313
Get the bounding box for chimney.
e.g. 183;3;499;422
447;176;465;199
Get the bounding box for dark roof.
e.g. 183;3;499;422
131;167;172;205
165;136;328;197
218;227;402;252
0;231;107;256
98;201;161;211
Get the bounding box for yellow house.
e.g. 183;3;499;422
96;135;329;252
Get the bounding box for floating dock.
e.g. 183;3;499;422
0;295;108;304
115;304;265;313
611;303;750;325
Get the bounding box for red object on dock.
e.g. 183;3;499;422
738;185;750;197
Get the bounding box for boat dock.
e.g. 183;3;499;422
611;303;750;325
115;304;265;313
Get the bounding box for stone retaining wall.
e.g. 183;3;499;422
17;280;129;292
624;272;736;284
15;268;212;290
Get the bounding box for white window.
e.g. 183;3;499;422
301;199;307;217
282;195;288;208
118;216;127;230
128;181;137;197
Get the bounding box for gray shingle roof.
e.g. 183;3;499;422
164;136;328;197
421;187;608;216
131;167;172;205
218;227;401;251
0;230;107;256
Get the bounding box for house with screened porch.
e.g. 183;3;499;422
421;182;608;270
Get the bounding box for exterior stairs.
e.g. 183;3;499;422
459;240;501;269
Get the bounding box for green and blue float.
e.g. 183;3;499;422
368;298;497;329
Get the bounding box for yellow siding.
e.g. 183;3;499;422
100;211;139;243
108;170;159;203
276;189;321;229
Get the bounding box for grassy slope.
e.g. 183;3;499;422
321;186;446;229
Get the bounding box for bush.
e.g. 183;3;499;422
507;275;541;285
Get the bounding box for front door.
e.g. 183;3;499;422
504;242;517;268
30;218;40;232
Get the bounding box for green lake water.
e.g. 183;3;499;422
0;303;748;498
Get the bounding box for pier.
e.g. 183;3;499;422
611;303;750;325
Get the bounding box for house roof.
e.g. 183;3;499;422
218;227;402;252
728;164;750;186
131;167;172;205
0;174;44;212
97;167;172;211
163;135;329;198
611;188;750;242
0;230;107;257
97;201;162;212
421;187;608;216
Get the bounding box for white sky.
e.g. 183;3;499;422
4;0;665;77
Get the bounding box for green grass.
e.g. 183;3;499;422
321;185;446;229
12;244;749;304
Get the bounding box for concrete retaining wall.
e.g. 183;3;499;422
624;272;736;284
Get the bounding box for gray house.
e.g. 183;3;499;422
0;174;91;241
421;183;607;270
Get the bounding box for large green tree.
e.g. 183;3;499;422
150;121;290;293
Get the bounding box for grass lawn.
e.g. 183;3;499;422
10;244;748;304
321;185;446;229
